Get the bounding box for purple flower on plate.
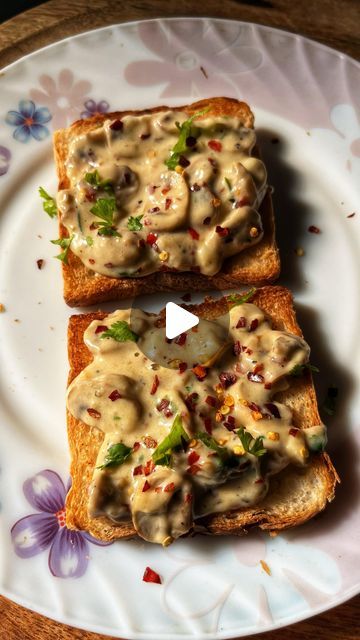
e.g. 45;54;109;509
0;145;11;176
5;100;52;143
81;99;110;119
11;469;111;578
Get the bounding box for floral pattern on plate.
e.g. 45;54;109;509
81;99;110;119
0;145;11;176
5;100;51;143
310;104;360;177
11;469;111;578
30;69;92;129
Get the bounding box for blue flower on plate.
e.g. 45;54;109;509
5;99;52;143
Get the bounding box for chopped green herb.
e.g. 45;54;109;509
194;432;228;459
51;234;74;264
152;414;190;466
224;177;232;191
98;442;132;470
165;108;209;170
290;363;320;377
77;210;83;232
100;320;138;343
39;186;57;218
322;385;338;416
237;428;266;457
127;215;143;231
307;434;327;453
84;170;113;193
90;197;120;237
227;287;256;307
86;235;94;246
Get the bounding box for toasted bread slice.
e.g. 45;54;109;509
65;286;338;541
54;97;280;307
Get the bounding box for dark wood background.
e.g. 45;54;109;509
0;1;359;638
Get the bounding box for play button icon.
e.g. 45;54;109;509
165;302;199;339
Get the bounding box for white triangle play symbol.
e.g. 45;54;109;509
165;302;199;340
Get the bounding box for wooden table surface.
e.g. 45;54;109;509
0;0;359;638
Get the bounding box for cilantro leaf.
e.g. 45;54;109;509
127;215;143;231
165;108;210;170
84;170;113;193
322;385;338;416
237;428;267;457
100;320;138;343
193;432;227;458
90;198;120;237
290;363;320;377
98;442;132;470
152;414;190;466
39;186;57;218
51;234;74;264
227;288;256;307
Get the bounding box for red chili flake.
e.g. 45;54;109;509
215;225;230;238
264;382;272;390
184;392;199;412
187;464;201;475
89;258;95;265
236;316;247;329
165;198;172;210
289;427;299;437
235;197;250;208
146;232;158;245
143;566;161;584
233;341;242;356
87;408;101;419
36;259;44;270
347;212;356;218
188;227;200;240
265;403;281;418
154;487;162;493
248;401;261;412
178;362;188;374
149;206;160;213
157;398;170;413
190;183;201;191
185;493;193;503
208;139;222;152
84;189;96;202
133;441;140;451
192;364;208;380
110;119;123;131
178;155;190;168
255;478;265;484
174;332;187;346
308;225;320;234
205;395;217;407
108;389;122;401
186;135;197;147
249;319;259;332
133;465;143;476
245;347;253;355
224;415;236;431
95;324;108;335
104;262;114;269
144;436;157;449
161;186;171;195
150;375;160;395
208;157;217;169
203;216;211;225
142;480;151;492
188;450;200;465
254;363;264;374
144;460;155;476
181;293;191;302
204;417;212;434
219;371;237;388
247;371;265;383
140;133;150;140
89;222;97;230
164;482;175;492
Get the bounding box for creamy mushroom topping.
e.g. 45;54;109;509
66;301;327;546
57;110;267;277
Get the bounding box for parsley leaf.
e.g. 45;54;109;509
127;215;143;231
165;107;210;170
322;385;338;416
152;414;190;466
224;177;232;191
98;442;132;470
84;170;113;193
194;432;239;468
39;186;57;218
100;320;138;343
227;287;256;307
51;234;74;264
237;428;267;457
90;198;120;237
290;363;320;377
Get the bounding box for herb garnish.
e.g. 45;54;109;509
51;234;74;264
224;177;232;191
322;385;338;416
127;215;143;231
290;363;320;377
100;320;138;343
98;442;132;469
237;428;267;457
90;198;120;236
86;235;94;246
227;288;256;307
152;414;190;466
165;108;209;170
84;170;113;193
39;187;57;218
194;432;229;460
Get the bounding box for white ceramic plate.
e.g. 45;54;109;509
0;18;359;639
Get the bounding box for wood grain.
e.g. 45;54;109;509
0;0;359;638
